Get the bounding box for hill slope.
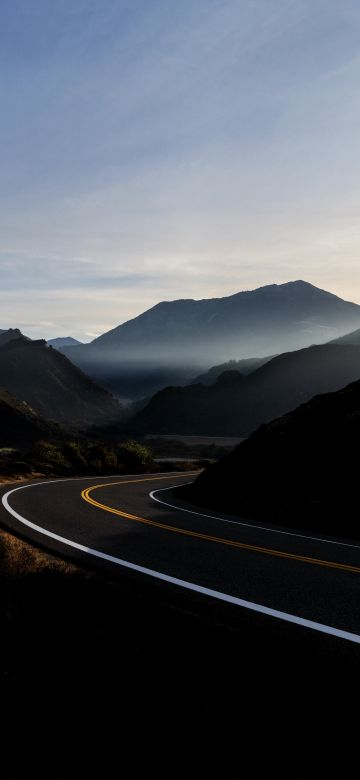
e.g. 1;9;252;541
130;343;360;436
62;281;360;398
0;389;61;448
0;328;30;348
186;379;360;537
191;357;271;385
330;327;360;346
0;332;123;427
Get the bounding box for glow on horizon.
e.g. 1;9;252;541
1;1;360;340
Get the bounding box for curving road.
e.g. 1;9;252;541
2;471;360;644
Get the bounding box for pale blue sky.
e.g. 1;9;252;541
1;0;360;339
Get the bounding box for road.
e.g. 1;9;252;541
2;471;360;644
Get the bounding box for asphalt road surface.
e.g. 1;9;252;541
2;471;360;645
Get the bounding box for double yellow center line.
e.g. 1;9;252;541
81;476;360;575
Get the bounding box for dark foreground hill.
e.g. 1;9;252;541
61;280;360;398
130;343;360;436
186;379;360;538
0;327;30;348
0;389;61;448
0;332;123;427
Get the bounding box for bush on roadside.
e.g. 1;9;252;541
0;438;155;478
0;448;20;475
63;441;88;470
29;440;70;473
116;440;154;472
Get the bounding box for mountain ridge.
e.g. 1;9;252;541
129;343;360;436
89;280;358;350
330;327;360;346
48;336;83;348
61;280;360;399
0;330;123;427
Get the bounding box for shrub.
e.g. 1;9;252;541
63;441;88;470
30;441;69;472
116;440;154;472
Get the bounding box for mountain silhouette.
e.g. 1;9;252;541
130;343;360;436
0;331;123;427
48;336;83;348
190;357;271;385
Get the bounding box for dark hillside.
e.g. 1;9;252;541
190;356;271;385
0;333;123;426
131;344;360;436
187;378;360;537
0;389;61;448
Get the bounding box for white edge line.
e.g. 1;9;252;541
2;479;360;645
150;483;360;551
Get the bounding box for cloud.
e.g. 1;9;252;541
1;1;360;338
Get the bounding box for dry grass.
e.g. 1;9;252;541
0;473;75;577
0;526;75;578
0;471;46;485
0;476;31;485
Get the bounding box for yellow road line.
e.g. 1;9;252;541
81;476;360;575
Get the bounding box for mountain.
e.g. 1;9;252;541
48;336;83;348
129;343;360;436
0;331;123;427
0;328;30;348
0;388;62;448
191;357;272;385
186;378;360;538
61;281;360;399
88;280;360;356
330;328;360;346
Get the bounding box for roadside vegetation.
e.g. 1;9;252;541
0;438;202;482
0;438;155;479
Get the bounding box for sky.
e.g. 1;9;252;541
1;0;360;341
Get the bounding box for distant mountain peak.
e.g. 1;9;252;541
59;280;360;400
48;336;83;348
149;280;320;308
